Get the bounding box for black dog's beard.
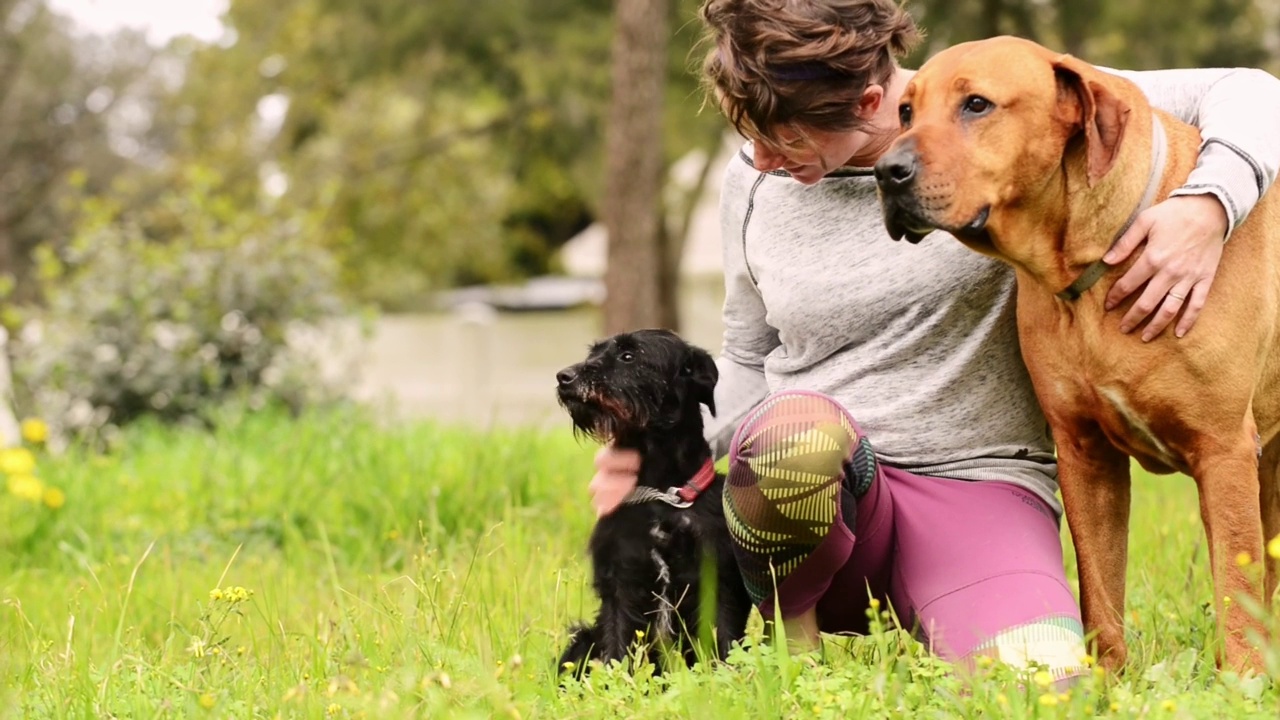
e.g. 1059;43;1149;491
558;384;660;445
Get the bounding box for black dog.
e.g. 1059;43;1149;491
554;329;752;676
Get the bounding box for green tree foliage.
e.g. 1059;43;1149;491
908;0;1274;71
147;0;721;308
0;0;154;301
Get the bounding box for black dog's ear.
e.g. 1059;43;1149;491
680;346;719;416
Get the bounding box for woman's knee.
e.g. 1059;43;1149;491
728;390;860;481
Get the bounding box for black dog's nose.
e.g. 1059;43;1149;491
556;368;577;386
873;148;918;192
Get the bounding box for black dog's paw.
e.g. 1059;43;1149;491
556;623;598;678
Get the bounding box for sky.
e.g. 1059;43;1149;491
45;0;228;46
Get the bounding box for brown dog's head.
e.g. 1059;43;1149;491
874;36;1135;254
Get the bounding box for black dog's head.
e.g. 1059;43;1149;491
555;329;717;445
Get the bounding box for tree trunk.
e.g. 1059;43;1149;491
601;0;673;336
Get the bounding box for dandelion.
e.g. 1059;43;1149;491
1111;702;1121;712
1236;551;1253;567
635;629;645;640
0;447;35;475
209;589;224;601
1080;654;1095;667
1033;670;1054;689
7;474;44;503
198;693;216;710
20;418;48;445
1161;700;1177;712
42;487;65;510
976;655;994;669
1038;693;1059;707
327;703;341;716
1267;534;1280;560
995;694;1008;707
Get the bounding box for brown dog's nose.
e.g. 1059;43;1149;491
556;368;578;386
874;147;918;192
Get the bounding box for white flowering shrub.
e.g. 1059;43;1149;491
9;183;360;441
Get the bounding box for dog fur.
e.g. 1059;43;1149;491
554;329;752;676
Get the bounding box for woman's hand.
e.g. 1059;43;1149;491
588;444;641;517
1102;194;1229;341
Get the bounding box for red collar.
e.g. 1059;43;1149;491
674;458;717;505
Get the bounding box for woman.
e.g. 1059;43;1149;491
590;0;1280;682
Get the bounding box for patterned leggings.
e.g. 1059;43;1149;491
722;390;1088;680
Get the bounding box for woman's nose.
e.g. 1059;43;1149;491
753;143;785;172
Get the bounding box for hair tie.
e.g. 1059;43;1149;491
769;62;845;81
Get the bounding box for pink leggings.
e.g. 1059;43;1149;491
723;390;1088;678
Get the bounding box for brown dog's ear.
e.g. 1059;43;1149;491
1052;54;1131;187
680;346;719;417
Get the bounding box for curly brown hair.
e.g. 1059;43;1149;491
700;0;922;142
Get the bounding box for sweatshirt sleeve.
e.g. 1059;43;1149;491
1110;67;1280;239
703;154;776;458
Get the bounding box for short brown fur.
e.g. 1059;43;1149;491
879;36;1280;673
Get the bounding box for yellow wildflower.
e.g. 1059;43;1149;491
209;588;224;601
868;598;881;610
198;693;216;710
1236;552;1253;567
1267;534;1280;560
42;487;65;510
327;703;341;716
0;447;36;475
1038;693;1059;707
1161;700;1177;712
1033;670;1054;688
20;418;48;444
7;474;44;503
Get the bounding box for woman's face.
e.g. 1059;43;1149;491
750;126;871;184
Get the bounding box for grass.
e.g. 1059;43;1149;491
0;405;1277;718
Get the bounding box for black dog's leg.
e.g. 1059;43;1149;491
597;587;658;666
716;575;753;660
557;622;599;677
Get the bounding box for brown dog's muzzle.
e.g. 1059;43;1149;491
874;140;933;244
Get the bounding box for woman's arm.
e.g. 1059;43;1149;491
705;153;780;457
1101;67;1280;340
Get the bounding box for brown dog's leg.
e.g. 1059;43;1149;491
1257;439;1280;608
1192;430;1267;673
1057;426;1132;672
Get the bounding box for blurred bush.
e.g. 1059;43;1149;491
8;170;361;444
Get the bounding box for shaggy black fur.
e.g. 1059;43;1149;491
554;329;752;676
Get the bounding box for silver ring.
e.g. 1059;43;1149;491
1168;290;1187;301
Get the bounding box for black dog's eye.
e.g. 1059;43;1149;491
962;95;993;116
898;104;912;128
619;351;635;363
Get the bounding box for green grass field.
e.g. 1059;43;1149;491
1;407;1277;718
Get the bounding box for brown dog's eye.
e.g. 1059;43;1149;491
898;104;912;128
619;352;635;363
963;95;993;116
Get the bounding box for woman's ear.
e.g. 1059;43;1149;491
857;83;885;120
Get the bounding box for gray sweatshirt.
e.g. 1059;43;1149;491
705;67;1280;514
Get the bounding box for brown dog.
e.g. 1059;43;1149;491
873;35;1280;673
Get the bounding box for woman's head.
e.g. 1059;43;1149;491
700;0;921;178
